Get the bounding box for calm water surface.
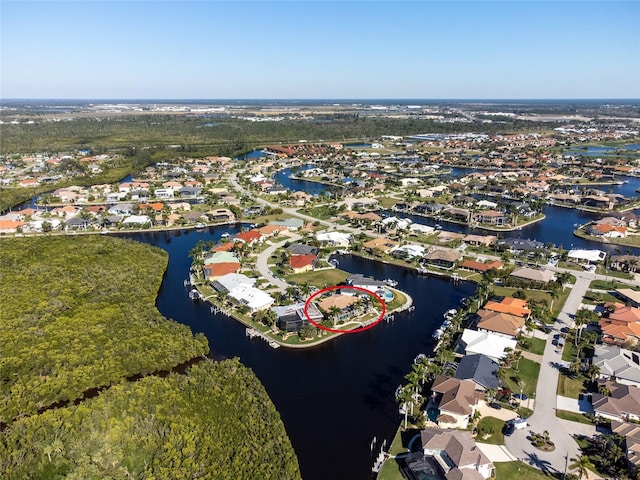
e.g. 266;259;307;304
121;227;474;480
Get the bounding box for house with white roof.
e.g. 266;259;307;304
228;284;275;313
316;231;352;247
592;345;640;387
457;329;517;362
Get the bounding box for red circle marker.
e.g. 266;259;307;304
303;285;387;334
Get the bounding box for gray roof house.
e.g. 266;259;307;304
288;243;319;256
454;354;500;391
592;345;640;387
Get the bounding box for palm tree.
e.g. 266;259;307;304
569;455;594;479
587;364;601;383
329;306;341;326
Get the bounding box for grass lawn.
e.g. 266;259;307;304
377;196;399;209
556;409;594;425
519;336;546;356
386;289;408;312
495;461;562;479
297;205;338;220
561;333;578;362
286;268;350;288
376;426;407;480
503;358;540;396
557;373;586;399
476;417;505;445
590;279;639;291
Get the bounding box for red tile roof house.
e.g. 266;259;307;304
289;254;317;274
203;262;241;281
460;259;503;273
233;230;264;246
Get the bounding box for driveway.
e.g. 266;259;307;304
255;234;300;291
476;443;518;463
477;403;518;422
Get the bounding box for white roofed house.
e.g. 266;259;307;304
315;231;352;247
509;267;556;284
228;284;275;313
457;329;517;362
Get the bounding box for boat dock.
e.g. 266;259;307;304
246;328;280;348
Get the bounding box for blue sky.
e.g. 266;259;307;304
1;1;639;99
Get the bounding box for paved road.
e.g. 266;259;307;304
254;233;300;292
504;274;593;475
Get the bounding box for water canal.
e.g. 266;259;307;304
121;227;474;480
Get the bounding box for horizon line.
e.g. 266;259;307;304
3;97;640;102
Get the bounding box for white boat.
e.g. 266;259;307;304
435;224;442;229
444;309;457;320
432;328;444;339
195;222;206;229
385;279;398;287
221;233;230;239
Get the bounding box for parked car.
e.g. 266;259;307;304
503;422;515;436
488;402;502;410
513;393;528;400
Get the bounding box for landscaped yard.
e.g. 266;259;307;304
495;460;562;479
519;336;546;356
286;269;350;288
476;417;505;445
489;285;571;318
502;358;540;396
557;373;586;399
556;409;594;425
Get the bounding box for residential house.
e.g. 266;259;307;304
429;376;483;429
289;254;317;274
510;267;555;284
612;420;640;471
287;244;318;256
616;289;640;308
589;224;628;238
592;345;640;387
346;274;393;300
475;309;525;338
610;256;640;274
599;306;640;346
363;237;400;254
457;329;517;362
203;262;241;281
424;249;461;270
0;219;26;233
210;273;255;293
228;284;275;313
122;215;152;227
316;231;352;247
234;230;264;246
316;294;359;322
455;354;500;392
416;428;495;479
460;259;503;274
473;210;508;226
272;302;323;332
483;297;531;318
462;234;498;247
272;218;305;231
592;381;640;422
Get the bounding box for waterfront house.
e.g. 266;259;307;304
483;297;531;318
462;234;498;247
208;208;235;223
475;309;525;338
234;229;264;246
317;294;359;322
429;376;483;429
363;237;400;254
592;381;640;423
592;345;640;387
460;259;503;274
473;210;509;226
499;238;544;253
417;428;495;479
454;354;500;391
272;302;323;332
122;215;152;227
228;284;275;313
568;249;607;264
424;249;461;270
316;231;352;247
457;329;517;362
211;273;255;293
589;223;628;238
203;262;241;281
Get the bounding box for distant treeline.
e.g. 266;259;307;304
0;114;558;155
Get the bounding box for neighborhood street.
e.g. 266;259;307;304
504;274;595;475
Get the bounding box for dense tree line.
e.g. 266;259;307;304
0;236;209;423
0;359;301;480
0;114;557;155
